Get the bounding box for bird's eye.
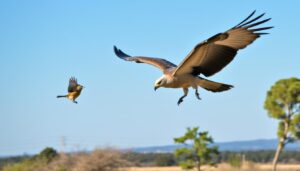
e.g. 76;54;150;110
157;80;162;85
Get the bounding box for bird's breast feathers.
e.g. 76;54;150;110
163;74;196;88
67;92;81;100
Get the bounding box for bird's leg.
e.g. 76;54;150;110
177;88;188;105
195;87;201;100
73;100;78;104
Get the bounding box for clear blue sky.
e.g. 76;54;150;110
0;0;299;156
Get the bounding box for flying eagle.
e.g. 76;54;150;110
57;77;84;104
114;11;272;105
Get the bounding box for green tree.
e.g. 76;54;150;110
174;127;219;171
36;147;58;163
264;77;300;171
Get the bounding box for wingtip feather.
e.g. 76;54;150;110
113;45;119;56
113;45;131;59
232;10;256;29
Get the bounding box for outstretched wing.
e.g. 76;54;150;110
114;46;177;74
173;11;273;77
68;77;78;93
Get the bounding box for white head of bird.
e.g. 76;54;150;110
154;76;168;91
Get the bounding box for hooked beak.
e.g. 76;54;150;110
154;86;159;91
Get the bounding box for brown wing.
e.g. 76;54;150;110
114;46;177;74
173;11;273;77
68;77;78;93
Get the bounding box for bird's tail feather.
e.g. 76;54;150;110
57;95;67;98
196;77;233;92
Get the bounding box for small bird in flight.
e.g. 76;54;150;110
114;11;272;105
57;77;84;104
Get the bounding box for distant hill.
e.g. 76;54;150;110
131;139;300;153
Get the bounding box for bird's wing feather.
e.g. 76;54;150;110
68;77;78;93
114;46;177;74
173;11;273;77
197;77;233;92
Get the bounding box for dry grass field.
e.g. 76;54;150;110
127;163;300;171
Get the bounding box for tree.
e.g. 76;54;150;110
264;77;300;171
36;147;58;163
174;127;219;171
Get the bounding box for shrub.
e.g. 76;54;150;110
228;154;242;168
3;148;131;171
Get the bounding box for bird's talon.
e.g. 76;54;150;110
177;98;183;105
196;93;201;100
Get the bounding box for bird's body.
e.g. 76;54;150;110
159;74;230;90
165;75;192;89
57;77;84;104
66;91;82;101
114;11;272;105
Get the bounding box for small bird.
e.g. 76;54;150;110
57;77;84;104
114;11;272;105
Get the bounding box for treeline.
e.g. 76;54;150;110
123;150;300;167
123;152;176;166
221;151;300;163
1;149;300;170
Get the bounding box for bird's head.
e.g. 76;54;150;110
154;76;166;91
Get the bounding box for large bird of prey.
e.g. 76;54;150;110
114;11;272;105
57;77;84;104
